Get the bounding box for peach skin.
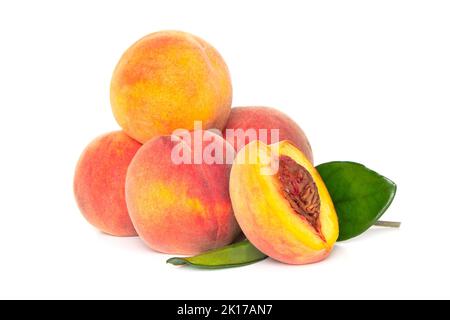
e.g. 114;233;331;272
125;130;240;255
111;30;232;143
223;107;313;163
74;131;141;236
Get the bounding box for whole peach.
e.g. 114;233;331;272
111;30;232;143
74;131;141;236
223;106;313;163
126;130;240;254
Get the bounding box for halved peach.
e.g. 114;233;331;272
229;140;339;265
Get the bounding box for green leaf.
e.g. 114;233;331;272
167;240;267;269
316;161;397;241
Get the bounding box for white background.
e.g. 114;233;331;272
0;0;449;299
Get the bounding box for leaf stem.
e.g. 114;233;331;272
374;220;401;228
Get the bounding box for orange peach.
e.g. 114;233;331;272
230;140;339;264
74;131;141;236
223;107;313;163
110;30;232;143
126;130;240;254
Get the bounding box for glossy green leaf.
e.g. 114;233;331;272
316;161;397;241
167;240;267;269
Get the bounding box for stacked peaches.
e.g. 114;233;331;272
74;31;339;265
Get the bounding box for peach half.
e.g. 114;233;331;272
229;140;339;264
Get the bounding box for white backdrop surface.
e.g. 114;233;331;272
0;0;449;299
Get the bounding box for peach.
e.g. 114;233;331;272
110;30;232;143
223;107;313;163
229;140;339;264
126;130;240;255
74;131;141;236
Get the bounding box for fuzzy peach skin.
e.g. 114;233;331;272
110;30;232;143
126;130;240;255
230;140;339;264
223;107;313;163
74;131;141;236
